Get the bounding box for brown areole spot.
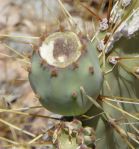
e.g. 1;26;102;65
72;62;79;70
88;66;94;74
51;68;58;77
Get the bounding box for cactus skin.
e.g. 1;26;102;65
29;32;103;116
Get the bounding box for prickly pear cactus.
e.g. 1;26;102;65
29;32;103;116
28;0;139;149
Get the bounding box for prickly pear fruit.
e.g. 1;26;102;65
29;32;103;116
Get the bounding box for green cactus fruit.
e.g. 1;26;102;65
29;32;103;116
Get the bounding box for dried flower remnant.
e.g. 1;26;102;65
39;32;82;68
